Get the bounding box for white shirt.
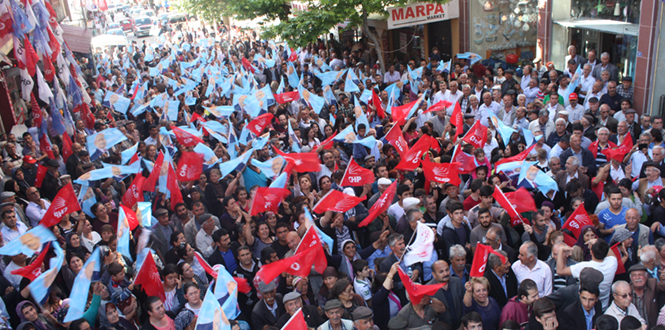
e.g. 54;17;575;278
1;221;27;244
195;226;218;258
549;144;564;160
3;261;22;288
81;231;102;252
630;150;651;178
570;256;618;309
477;102;502;127
524;86;540;104
610;164;626;182
566;104;585;123
584;91;603;110
511;259;553;297
604;301;646;325
145;136;159;146
431;90;446;105
383;71;401;84
579;74;596;94
387;202;405;222
26;199;51;228
443;90;464;115
520;75;531;91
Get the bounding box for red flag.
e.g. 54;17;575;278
313;189;366;213
281;309;308;330
0;5;13;40
167;165;184;211
494;143;537;168
450;102;463;136
42;57;55;81
602;135;634;162
421;160;461;186
250;187;291;216
610;243;626;275
190;112;206;123
11;242;49;280
47;28;61;63
39;134;55;160
469;244;508;277
172;127;204;147
23;38;40;77
359;181;397;227
192;251;250;292
39;184;81;227
256;244;320;284
492;185;525;226
423;100;453;115
176;152;204;181
247;113;274;135
274;91;300;104
462;121;488;149
385;124;409;157
504;188;537;215
79;103;97;130
31;94;42;128
451;145;476;174
143;152;164;192
274;148;321;172
391;99;420;125
120;205;139;230
562;203;592;239
34;164;48;188
563;233;577;247
122;175;145;208
288;49;297;62
106;110;116;127
241;57;255;73
397;268;445;305
133;251;166;301
319;132;337;150
395;135;437;171
372;89;385;119
98;0;107;11
341;159;375;186
62;133;73;163
295;226;327;273
589;140;617;158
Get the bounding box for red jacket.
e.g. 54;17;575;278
499;296;530;327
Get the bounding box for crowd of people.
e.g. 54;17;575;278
0;1;662;329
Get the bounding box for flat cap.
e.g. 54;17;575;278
505;69;515;75
0;191;15;201
588;97;599;103
464;113;475;119
628;264;648;273
579;268;604;289
364;155;375;161
324;299;343;311
197;213;212;224
377;178;392;186
155;208;169;217
625;109;637;115
46;159;60;168
283;292;301;303
622;76;633;82
353;306;374;321
258;281;276;293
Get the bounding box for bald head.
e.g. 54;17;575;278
286;231;301;251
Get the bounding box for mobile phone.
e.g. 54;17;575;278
639;143;648;150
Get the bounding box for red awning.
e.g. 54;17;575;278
60;24;92;54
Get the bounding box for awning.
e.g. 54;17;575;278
554;18;638;37
91;35;129;48
61;24;93;53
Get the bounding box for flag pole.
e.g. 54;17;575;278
397;223;418;265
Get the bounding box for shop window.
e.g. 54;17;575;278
570;0;641;24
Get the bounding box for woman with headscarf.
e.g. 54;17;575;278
328;279;366;319
15;301;58;330
610;227;638;282
4;179;27;207
12;168;30;198
318;267;338;309
99;302;137;330
65;232;91;259
574;225;600;262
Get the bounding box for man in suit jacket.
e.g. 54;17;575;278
528;109;556;140
546;268;603;316
558;283;603;330
554;157;590;191
592;53;620;83
252;281;285;330
596;104;619;134
150;208;176;261
484;251;518;309
207;228;239;272
66;147;84;180
559;134;597;179
610;121;637;145
428;260;465;329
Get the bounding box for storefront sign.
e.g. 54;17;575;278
387;1;460;30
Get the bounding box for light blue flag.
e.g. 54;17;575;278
288;119;301;152
523;128;543;147
76;162;140;182
437;59;452;73
330;113;336;127
78;182;97;218
563;65;584;100
258;85;276;109
242;95;262;117
150;92;168;109
307;92;325;115
489;112;516;147
131;103;150;117
121;143;139;165
517;161;538;185
384;82;402;109
252;135;270;151
159;151;173;197
206;129;228;144
323;85;336;106
277;76;285;94
104;91;131;114
0;225;56;256
344;70;360;93
193;143;220;170
214;265;240;319
269;172;288;189
196;288;231;330
206;77;217;97
456;52;483;65
64;247;101;322
304;207;333;254
495;160;524;176
149;66;160;77
251;157;284;180
117;207;133;262
219;150;251;179
137;202;152;228
354;136;377;149
359;89;372;104
254;54;276;68
333;125;357;143
534;171;560;193
167;100;180;121
28;243;64;305
85;128;128;160
202;121;228;135
356;113;370;132
287;62;300;88
204;106;235;119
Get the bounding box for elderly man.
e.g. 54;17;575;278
387;288;445;330
25;187;51;228
276;292;323;328
627;264;665;328
477;91;502;127
638;145;665;178
353;307;379;330
596;104;619;134
565;45;587;66
318;299;353;330
604;281;647;325
555;153;590;191
585;81;605;110
545;242;577;291
529;110;556;139
485;251;517;308
547;118;569;148
601;81;623;112
512;241;553;297
560;134;597;178
252;281;285;330
428;260;465;328
633;162;665;203
567;93;585;124
593;52;619;82
616;208;653;248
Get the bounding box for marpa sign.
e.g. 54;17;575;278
387;1;460;30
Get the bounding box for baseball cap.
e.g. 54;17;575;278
23;155;37;164
569;93;578;100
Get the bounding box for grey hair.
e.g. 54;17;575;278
611;280;630;294
640;132;652;140
388;233;404;248
583;63;593;70
406;208;421;223
598;127;610;135
449;244;467;259
522;241;538;258
568;156;580;167
517;94;526;101
555;118;566;125
653;146;665;155
601;52;610;59
487;250;508;270
601;69;610;75
469;94;478;102
462;84;471;90
549;157;560;164
640;246;657;263
539;109;550;117
568;45;576;52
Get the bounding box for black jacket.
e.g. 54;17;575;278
558;297;602;330
251;296;285;330
559;147;597;178
275;305;324;329
41;171;62;202
484;267;519;309
440;222;471;261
